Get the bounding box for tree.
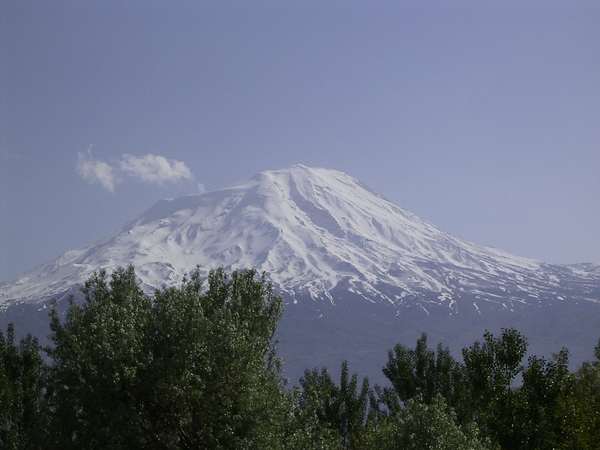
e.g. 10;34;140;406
461;328;528;448
298;361;370;449
362;394;494;450
0;324;48;450
520;349;576;450
146;267;287;449
46;265;153;448
46;265;293;449
382;333;467;420
572;338;600;449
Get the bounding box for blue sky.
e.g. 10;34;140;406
1;0;599;283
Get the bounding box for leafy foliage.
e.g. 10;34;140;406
519;349;575;449
0;324;47;450
46;265;296;449
146;268;287;449
46;266;153;448
363;394;494;450
2;266;600;449
382;332;466;418
461;328;528;446
379;329;593;450
572;339;600;450
298;360;370;449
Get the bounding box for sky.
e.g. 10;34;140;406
1;0;599;283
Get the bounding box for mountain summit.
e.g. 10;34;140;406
1;164;598;312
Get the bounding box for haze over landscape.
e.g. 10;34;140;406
1;1;600;285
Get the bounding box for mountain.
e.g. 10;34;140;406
1;164;600;382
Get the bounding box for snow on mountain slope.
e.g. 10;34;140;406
1;164;599;313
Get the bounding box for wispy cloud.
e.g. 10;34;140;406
75;147;195;192
76;146;117;192
119;153;194;185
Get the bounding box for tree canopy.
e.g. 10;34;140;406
0;265;599;449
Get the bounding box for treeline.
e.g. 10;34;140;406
1;266;599;449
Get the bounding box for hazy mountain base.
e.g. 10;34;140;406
1;288;599;386
277;291;600;385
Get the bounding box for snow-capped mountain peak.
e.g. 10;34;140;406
1;165;598;314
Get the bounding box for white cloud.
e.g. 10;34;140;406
119;153;194;185
197;183;206;194
75;148;195;192
75;147;117;192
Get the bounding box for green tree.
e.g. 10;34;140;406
146;267;287;449
461;328;528;448
299;361;370;449
572;338;600;449
382;333;467;420
298;366;341;443
46;265;153;448
0;324;48;450
520;349;576;450
46;265;298;449
362;394;494;450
